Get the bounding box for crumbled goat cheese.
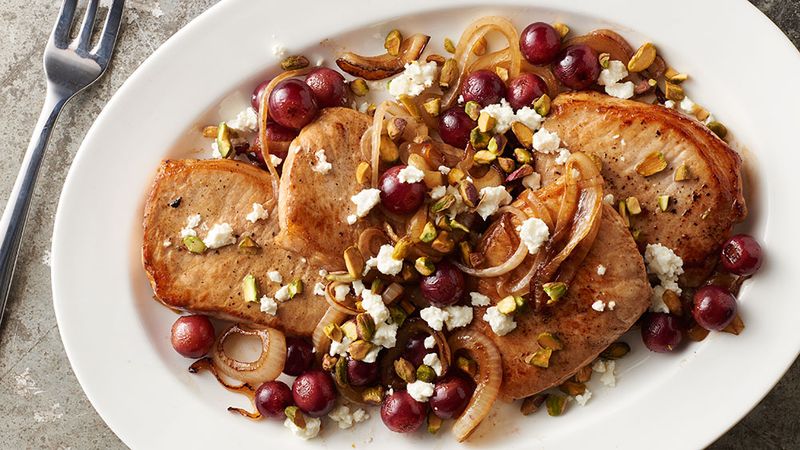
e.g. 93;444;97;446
352;280;365;296
480;99;516;133
329;336;352;357
664;100;676;109
679;97;696;115
328;405;370;429
515;106;543;130
227;107;259;132
598;60;634;99
210;141;222;159
334;284;350;301
517;217;550;254
644;243;685;312
388;61;438;98
438;165;451;175
260;296;278;315
313;282;326;296
162;239;172;247
275;285;291;302
180;214;202;238
397;165;425;183
608;301;616;310
318;269;329;277
600;360;616;387
574;389;592;406
371;321;399;348
406;380;435;402
362;345;383;363
444;305;473;330
346;214;358;225
424;336;436;349
430;185;447;200
368;244;404;276
423;353;443;376
245;203;269;223
284;416;320;440
311;149;332;174
420;306;448;331
470;292;491;307
202;223;236;249
650;285;670;314
555;148;572;165
476;186;512;219
597;265;607;276
605;81;635;99
603;194;615;205
351;188;382;218
532;128;561;153
357;102;369;113
483;306;517;336
591;300;606;312
361;289;390;324
443;185;468;218
267;271;283;283
522;172;541;190
269;154;283;166
272;42;287;58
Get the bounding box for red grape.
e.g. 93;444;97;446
305;68;348;108
170;315;215;358
438;107;476;149
641;312;683;352
292;370;337;417
402;333;428;367
692;286;737;331
380;390;427;433
720;234;763;276
268;79;319;129
553;44;601;90
251;79;271;110
255;381;293;418
283;337;314;376
419;261;465;307
460;70;506;106
430;372;475;419
519;22;562;65
507;73;548;109
346;359;379;387
378;165;426;215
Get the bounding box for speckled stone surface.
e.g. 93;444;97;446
0;1;797;449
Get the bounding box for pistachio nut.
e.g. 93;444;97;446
334;355;348;385
574;365;593;384
423;98;441;117
431;231;455;254
427;412;443;434
341;321;358;341
472;36;487;56
183;236;207;254
419;222;438;243
477;111;496;133
387;117;407;140
238;236;260;254
662;289;683;316
627;42;656;73
601;342;631;360
431;193;456;214
384;29;402;56
707;121;728;139
525;347;553;368
439;58;458;89
415;257;435;276
536;332;563;351
458;241;472;266
389;304;408;327
464;101;481;121
553;22;570;39
598;52;611;69
216;122;233;158
379;134;400;162
356;161;371;185
626;196;642;215
473;150;497;165
394;358;416;383
362;385;385;404
350;78;369;96
470;128;491;150
280;55;309;71
511;122;534;148
457;356;477;377
533;94;551;116
546;394;567;416
673;163;691;181
664;82;685;102
520;394;547;416
618;200;630;228
514;148;533;164
416;364;437;383
558;380;586;396
321;354;338;372
323;322;344;343
426;54;445;65
356;313;376;341
458;179;479;207
497;157;515;173
447;167;466;185
495;66;509;82
542;282;567;304
497;295;519;315
398;95;421;118
242;274;259;303
444;37;456;54
287;279;303;299
348;340;376;361
202;125;218;138
635;151;668;177
487;133;507;154
284;406;307;428
657;195;670;211
392;237;413;260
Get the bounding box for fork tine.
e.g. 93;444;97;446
75;0;100;51
93;0;125;66
51;0;78;47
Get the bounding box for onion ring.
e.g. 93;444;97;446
454;206;529;277
210;324;286;386
312;307;349;361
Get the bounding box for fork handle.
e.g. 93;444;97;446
0;88;69;327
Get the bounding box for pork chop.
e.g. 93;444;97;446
277;107;371;270
142;159;326;337
535;92;746;285
469;183;651;400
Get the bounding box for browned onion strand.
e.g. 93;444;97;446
448;330;502;442
210;324;286;386
312;307;349;361
454;206;529;277
506;193;555;295
325;281;362;315
358;228;391;258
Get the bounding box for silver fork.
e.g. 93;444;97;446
0;0;124;328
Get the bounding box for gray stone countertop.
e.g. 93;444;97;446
0;1;797;448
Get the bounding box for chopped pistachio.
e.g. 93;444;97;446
280;55;309;71
448;217;469;233
495;65;509;82
488;134;508;154
632;229;642;240
202;125;218;138
458;241;472;266
341;321;358;341
470;128;491;149
325;271;356;283
457;356;477;377
420;222;438;243
287;279;303;299
366;103;377;116
431;231;455;254
422;98;441;117
431;193;456;213
356;313;376;341
334;355;348;385
674;163;691;181
626;196;642;215
533;94;551;116
447;167;466;185
379;134;400;162
553;22;570;38
215;122;233;158
370;278;384;294
546;394;567;416
387;117;407;140
284;406;307;428
350;78;369;96
707;121;728;139
514;148;533;164
398;94;421;118
356;161;371;185
344;246;365;279
478;111;496;133
362;386;385;404
627;42;656;73
241;274;259;303
392;237;413;260
618;200;630;227
598;52;611;69
394;358;416;383
238;236;260;254
384;29;402;56
537;332;563;351
348;340;376;361
514;295;528;310
497;296;519;315
657;195;670;211
559;380;586;396
664;82;685;102
473;150;497;165
426;54;446;65
427;412;443;434
321;354;338;371
525;348;553;368
183;236;207;254
415;257;435;276
542;282;567;304
635;151;668;177
436;215;451;231
574;365;593;383
439;58;458;89
416;364;437;383
464;101;481;121
666;67;689;84
472;36;487;56
444;37;456;53
601;342;631;360
389;304;409;327
323;322;344;343
511;122;534;148
648;78;658;87
497;157;515;173
520;394;547;416
458;179;479;207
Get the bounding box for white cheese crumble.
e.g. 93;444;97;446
644;243;684;312
388;61;438;98
592;359;617;387
608;301;616;310
597;265;607;276
227;107;259;132
313;282;326;296
438;165;451;175
532;128;561;153
267;271;283;283
328;405;369;429
430;185;447;200
162;239;172;247
591;300;606;312
350;188;382;219
180;213;202;238
371;321;399;349
574;389;592;406
275;285;291;302
424;335;436;349
423;353;443;376
311;149;332;174
515;106;543;130
346;214;358;225
210;141;221;159
419;306;448;331
397;165;425;184
329;336;352;357
555;148;572;165
334;284;350;301
470;292;491;307
361;289;390;324
476;186;512;219
284;416;320;440
444;305;474;330
480;99;516;133
517;217;550;255
362;345;383;363
522;172;541;190
269;154;283;167
367;244;404;276
202;223;236;249
406;380;435;402
259;296;278;315
598;60;635;99
603;194;615;205
605;81;635;99
271;42;287;58
245;203;269;223
352;280;365;296
482;306;517;336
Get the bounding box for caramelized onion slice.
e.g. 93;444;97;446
211;324;286;386
312;307;349;361
336;34;430;80
448;330;502;442
325;281;362;315
454;206;529;278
